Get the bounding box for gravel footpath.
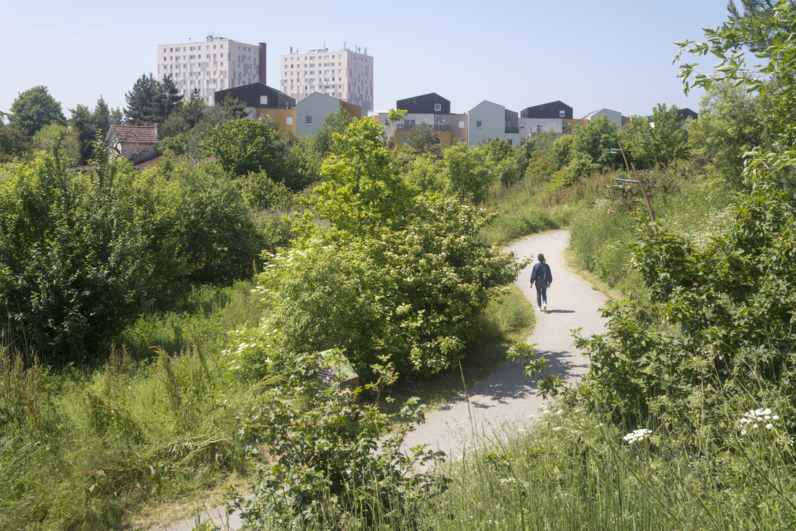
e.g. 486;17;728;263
163;230;608;530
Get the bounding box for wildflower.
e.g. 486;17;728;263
556;410;563;415
552;427;563;431
623;429;652;444
754;424;758;429
518;429;526;433
500;478;517;484
774;415;780;420
741;430;747;436
766;424;773;430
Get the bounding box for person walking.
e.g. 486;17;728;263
530;253;553;312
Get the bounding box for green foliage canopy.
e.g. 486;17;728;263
9;86;65;137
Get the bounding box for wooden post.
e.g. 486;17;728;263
630;162;658;235
647;135;660;173
616;140;631;175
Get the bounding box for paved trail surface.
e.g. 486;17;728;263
164;230;608;530
403;230;608;456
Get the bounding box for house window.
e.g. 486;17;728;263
435;137;441;145
559;110;565;118
476;121;483;129
507;140;513;146
536;124;546;133
260;95;268;105
520;123;526;129
459;121;465;129
434;103;442;112
305;116;313;125
286;116;294;125
402;137;408;144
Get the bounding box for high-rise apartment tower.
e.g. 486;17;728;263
280;45;373;111
157;36;267;104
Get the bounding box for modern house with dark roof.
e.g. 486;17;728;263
214;82;297;134
521;101;573;120
376;92;468;148
517;101;573;138
105;124;160;165
677;108;698;121
214;82;295;110
397;93;451;114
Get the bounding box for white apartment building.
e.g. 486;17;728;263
279;45;373;111
157;36;267;104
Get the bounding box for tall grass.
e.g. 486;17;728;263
256;395;796;530
0;281;266;530
568;165;737;306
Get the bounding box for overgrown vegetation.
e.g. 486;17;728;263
4;3;796;528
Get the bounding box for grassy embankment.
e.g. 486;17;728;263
0;245;535;530
409;164;794;530
256;165;795;530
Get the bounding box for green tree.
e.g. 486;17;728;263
0;127;32;163
406;123;441;153
405;153;447;194
312;108;355;156
124;74;182;125
304;117;417;239
686;81;770;186
0;142;153;357
552;134;576;169
572;115;622;168
135;158;263;288
9;86;66;136
32;124;81;166
203;118;282;178
517;130;557;173
443;143;492;204
69;103;96;163
649;104;690;167
524;151;558;183
727;0;796;50
618;115;656;170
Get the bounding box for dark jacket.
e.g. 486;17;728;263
530;262;552;285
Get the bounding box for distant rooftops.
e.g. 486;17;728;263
521;101;573;120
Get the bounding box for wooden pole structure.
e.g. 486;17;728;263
616;140;631;175
630;162;658;236
647;135;660;173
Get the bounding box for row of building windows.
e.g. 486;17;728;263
163;44;225;53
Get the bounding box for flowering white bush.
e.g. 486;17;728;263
739;408;780;435
623;429;652;444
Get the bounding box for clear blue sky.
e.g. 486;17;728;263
1;0;731;120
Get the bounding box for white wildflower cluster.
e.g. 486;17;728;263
623;429;652;444
499;477;517;484
739;408;779;435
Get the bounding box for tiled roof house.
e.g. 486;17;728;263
105;124;161;165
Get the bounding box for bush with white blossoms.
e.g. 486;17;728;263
623;429;652;444
739;408;780;436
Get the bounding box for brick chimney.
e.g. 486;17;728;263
259;43;267;85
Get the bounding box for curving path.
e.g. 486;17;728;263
402;230;609;457
163;230;608;530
